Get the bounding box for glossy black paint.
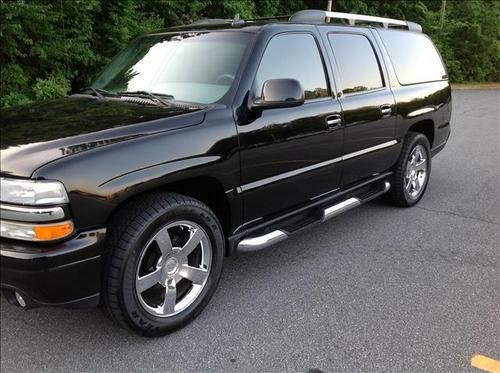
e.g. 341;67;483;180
0;229;105;306
0;21;451;306
0;96;206;177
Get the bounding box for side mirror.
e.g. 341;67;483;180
251;79;305;110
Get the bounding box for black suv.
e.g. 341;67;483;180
0;10;451;336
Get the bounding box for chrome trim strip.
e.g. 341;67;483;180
54;255;102;269
238;156;342;193
310;187;340;201
342;140;398;161
236;140;398;194
0;204;65;222
237;230;288;252
322;198;361;222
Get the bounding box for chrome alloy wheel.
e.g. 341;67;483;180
135;221;212;318
405;144;428;199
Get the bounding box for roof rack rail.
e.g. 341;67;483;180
245;15;290;22
190;14;289;28
191;18;232;26
232;14;289;27
289;9;422;32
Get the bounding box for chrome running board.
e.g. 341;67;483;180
237;230;288;252
322;181;390;222
322;197;361;222
235;181;391;253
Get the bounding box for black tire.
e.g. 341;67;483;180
385;132;432;207
102;192;224;337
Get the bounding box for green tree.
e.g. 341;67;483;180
0;0;498;107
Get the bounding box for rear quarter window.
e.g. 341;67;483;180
378;30;447;85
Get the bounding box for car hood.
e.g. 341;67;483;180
0;96;206;177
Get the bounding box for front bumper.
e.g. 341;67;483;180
0;228;106;308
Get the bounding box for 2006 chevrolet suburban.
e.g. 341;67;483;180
0;9;451;336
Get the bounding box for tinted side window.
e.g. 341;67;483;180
256;33;329;100
328;33;383;95
379;30;447;85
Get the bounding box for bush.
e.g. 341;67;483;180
33;75;70;101
1;92;31;107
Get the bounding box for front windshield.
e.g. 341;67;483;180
92;31;252;105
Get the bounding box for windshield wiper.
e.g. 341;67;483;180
117;91;174;107
79;87;118;100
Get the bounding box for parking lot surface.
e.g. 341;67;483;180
1;90;499;372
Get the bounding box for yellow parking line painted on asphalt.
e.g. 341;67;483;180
471;354;500;373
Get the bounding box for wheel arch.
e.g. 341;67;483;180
155;176;231;238
408;119;435;147
104;175;232;240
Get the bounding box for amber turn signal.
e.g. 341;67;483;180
33;221;74;240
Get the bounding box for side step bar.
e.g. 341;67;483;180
322;197;360;222
322;181;390;222
236;181;391;252
237;230;288;252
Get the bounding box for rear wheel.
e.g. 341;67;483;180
103;192;224;337
386;132;431;207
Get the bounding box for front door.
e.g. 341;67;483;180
237;32;344;223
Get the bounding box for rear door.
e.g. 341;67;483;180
322;28;397;186
236;31;344;223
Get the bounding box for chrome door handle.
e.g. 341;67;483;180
325;114;342;129
380;104;392;116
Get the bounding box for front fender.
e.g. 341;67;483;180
33;108;240;229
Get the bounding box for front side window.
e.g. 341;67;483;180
92;31;252;104
328;33;384;95
255;33;329;100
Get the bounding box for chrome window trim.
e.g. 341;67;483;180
236;140;397;194
0;204;65;222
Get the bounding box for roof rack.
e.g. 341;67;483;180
190;14;289;28
191;18;232;26
187;10;421;32
289;9;422;32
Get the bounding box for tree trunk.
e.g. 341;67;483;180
439;0;447;30
326;0;332;23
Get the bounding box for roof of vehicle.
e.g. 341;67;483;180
156;9;422;34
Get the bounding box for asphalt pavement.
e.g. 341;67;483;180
1;89;499;373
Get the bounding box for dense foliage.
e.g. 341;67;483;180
1;0;498;106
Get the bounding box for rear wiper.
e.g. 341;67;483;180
79;87;118;100
117;91;174;107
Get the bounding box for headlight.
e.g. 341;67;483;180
0;178;69;205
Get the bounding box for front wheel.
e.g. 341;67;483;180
386;132;432;207
103;193;224;337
